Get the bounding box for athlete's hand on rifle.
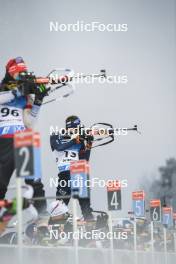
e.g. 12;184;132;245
85;134;94;149
34;84;50;106
18;82;50;105
74;134;94;147
74;135;83;144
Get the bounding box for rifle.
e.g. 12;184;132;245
1;69;107;105
63;123;141;148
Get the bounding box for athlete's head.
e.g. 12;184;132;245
65;115;81;129
5;57;28;81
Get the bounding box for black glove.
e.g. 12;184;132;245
85;134;94;143
34;84;50;106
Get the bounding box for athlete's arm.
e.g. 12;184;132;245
23;84;48;128
0;86;41;128
79;136;93;161
50;134;77;151
23;105;41;128
80;145;92;161
23;95;41;128
0;90;18;104
23;84;49;128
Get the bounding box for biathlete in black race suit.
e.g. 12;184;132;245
0;57;49;213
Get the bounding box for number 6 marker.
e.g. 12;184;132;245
150;199;161;222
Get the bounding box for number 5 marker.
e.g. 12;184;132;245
132;190;145;218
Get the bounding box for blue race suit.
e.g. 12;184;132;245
50;133;93;220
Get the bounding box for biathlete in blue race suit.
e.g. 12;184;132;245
50;115;94;220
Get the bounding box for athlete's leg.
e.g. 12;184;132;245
25;179;46;214
78;198;93;220
0;138;14;199
56;171;71;205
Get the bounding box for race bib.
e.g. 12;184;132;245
0;105;25;135
54;149;79;173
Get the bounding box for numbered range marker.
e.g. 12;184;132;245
70;160;90;198
162;207;173;227
132;191;145;217
150;199;161;222
14;130;41;180
107;180;121;211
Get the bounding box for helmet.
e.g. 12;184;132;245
48;200;68;217
65;115;81;129
6;57;27;79
23;185;34;199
